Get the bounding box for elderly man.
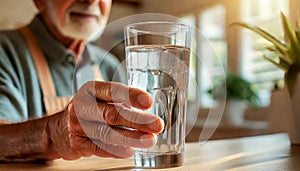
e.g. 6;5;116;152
0;0;163;162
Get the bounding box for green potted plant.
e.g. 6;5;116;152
231;12;300;144
208;73;259;106
208;73;259;126
231;12;300;95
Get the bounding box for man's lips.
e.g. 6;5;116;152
70;12;99;19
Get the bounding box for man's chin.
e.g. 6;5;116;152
61;30;95;42
62;29;104;41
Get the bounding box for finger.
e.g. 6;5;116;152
78;138;134;158
81;81;153;110
75;102;164;134
80;123;157;148
107;102;131;109
94;141;134;158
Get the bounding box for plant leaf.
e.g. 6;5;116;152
295;31;300;63
265;46;292;64
281;12;300;64
278;58;292;70
262;55;289;71
265;46;277;52
296;31;300;44
297;11;300;30
231;22;289;59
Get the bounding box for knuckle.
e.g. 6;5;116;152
120;107;140;125
68;134;78;149
79;81;95;93
130;110;140;124
95;82;112;100
111;83;128;101
100;143;118;157
97;125;113;144
85;80;96;88
122;135;128;145
103;106;120;125
121;131;134;144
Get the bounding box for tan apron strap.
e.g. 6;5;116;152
19;26;56;97
93;64;104;81
19;26;70;115
0;119;9;124
43;96;71;115
19;26;103;115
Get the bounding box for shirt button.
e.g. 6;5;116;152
67;55;74;63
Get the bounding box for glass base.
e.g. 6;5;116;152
134;153;183;168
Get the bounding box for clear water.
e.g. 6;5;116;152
126;45;190;155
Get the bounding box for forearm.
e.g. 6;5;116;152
0;114;63;162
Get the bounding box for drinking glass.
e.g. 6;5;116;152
124;21;191;168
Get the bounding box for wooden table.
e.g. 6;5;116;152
1;133;299;170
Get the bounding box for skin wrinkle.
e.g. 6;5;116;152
101;143;118;158
97;124;113;144
79;119;154;149
116;128;153;148
121;129;131;145
127;88;137;107
111;83;129;104
118;107;141;127
100;103;115;125
49;113;68;159
81;81;99;100
44;118;57;159
105;127;125;145
73;83;156;128
92;140;128;158
116;106;138;126
95;103;109;122
75;139;90;158
100;104;157;131
100;82;113;102
116;107;158;128
103;105;121;125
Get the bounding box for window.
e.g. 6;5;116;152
180;4;227;107
198;4;227;107
240;0;289;106
182;0;290;108
179;0;290;108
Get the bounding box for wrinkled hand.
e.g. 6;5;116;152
48;81;164;160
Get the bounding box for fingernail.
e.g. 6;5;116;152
118;147;134;158
140;134;157;147
148;118;164;133
124;148;134;157
137;94;152;107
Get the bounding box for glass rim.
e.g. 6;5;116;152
125;21;191;34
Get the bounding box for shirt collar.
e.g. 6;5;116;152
27;14;97;65
84;43;108;65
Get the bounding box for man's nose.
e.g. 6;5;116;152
78;0;111;16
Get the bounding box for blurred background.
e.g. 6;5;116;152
0;0;299;141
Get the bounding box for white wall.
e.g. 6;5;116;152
140;0;214;16
109;3;139;22
0;0;216;29
0;0;36;29
290;0;300;27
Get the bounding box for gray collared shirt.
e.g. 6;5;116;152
0;15;125;123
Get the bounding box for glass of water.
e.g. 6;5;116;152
124;21;191;168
